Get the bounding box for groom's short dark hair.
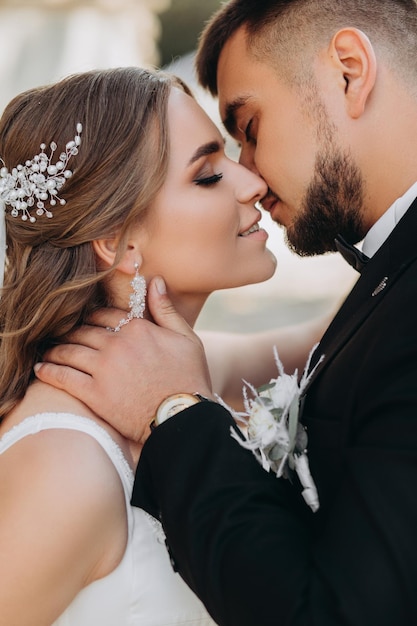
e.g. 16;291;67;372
196;0;417;95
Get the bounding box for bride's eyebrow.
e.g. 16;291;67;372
187;138;225;167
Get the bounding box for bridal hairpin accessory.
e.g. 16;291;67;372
0;123;83;290
0;123;82;223
0;199;5;290
111;263;147;333
219;345;324;512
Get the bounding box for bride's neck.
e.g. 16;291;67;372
162;292;209;329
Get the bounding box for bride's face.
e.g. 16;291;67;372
138;88;277;299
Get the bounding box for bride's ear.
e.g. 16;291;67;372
92;237;143;275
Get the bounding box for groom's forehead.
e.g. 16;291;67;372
217;31;257;119
217;37;288;135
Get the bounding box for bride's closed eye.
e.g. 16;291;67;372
193;173;223;186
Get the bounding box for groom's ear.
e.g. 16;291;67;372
329;27;377;119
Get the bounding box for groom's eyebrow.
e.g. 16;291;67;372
188;139;225;166
223;96;250;137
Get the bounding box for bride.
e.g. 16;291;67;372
0;66;326;625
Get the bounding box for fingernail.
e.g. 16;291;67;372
154;276;166;295
33;362;42;373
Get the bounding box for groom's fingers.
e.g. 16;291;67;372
34;361;93;395
147;277;197;339
41;342;99;373
34;276;213;440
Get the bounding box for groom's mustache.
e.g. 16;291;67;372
259;190;280;214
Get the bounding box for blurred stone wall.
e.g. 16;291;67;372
0;0;170;111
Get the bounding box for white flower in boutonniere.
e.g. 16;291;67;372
222;344;324;513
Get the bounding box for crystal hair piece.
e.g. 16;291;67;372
0;123;82;223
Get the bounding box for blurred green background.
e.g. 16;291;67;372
159;0;222;66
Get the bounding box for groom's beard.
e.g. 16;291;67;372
285;142;367;256
281;85;367;257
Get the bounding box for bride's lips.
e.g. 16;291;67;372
238;219;269;241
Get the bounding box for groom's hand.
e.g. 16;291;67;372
34;277;213;442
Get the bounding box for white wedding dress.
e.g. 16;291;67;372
0;413;217;625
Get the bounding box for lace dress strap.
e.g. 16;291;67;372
0;413;134;490
0;412;166;540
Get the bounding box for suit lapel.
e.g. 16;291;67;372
304;197;417;392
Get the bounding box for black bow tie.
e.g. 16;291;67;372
334;235;370;273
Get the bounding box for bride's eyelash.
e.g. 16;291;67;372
193;173;223;186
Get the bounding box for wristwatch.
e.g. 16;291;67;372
152;393;208;429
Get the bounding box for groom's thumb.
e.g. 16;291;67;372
148;276;193;337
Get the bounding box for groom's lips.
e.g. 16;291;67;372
262;195;280;220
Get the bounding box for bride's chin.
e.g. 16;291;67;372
251;254;278;283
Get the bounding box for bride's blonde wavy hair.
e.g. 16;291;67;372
0;66;190;421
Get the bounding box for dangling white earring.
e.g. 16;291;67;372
112;262;147;333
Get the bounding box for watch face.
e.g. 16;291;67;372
166;401;192;418
156;393;199;425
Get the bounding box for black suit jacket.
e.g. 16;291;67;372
133;198;417;625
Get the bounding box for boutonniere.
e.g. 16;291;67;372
221;345;323;512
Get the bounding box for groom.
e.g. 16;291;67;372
36;1;417;624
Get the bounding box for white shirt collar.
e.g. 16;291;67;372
362;181;417;258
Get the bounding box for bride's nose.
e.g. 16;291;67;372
235;161;268;206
